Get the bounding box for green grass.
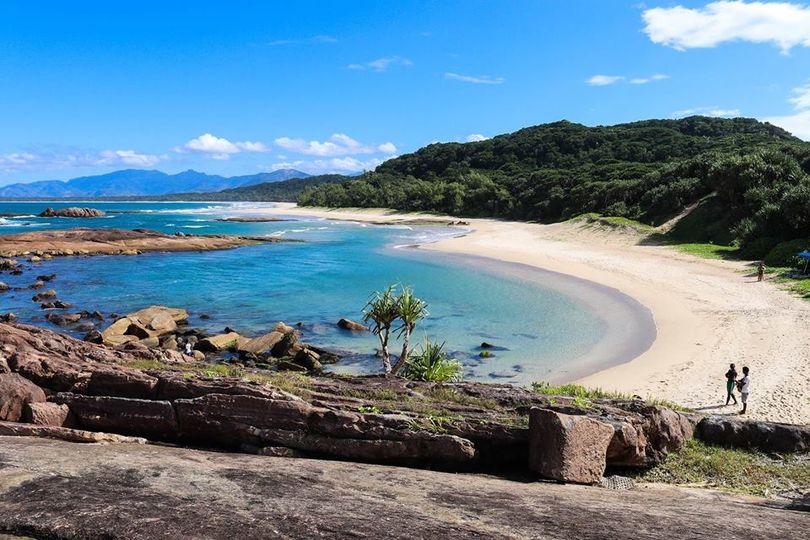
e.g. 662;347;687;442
639;440;810;496
569;213;658;234
425;386;501;410
789;278;810;299
531;381;690;412
669;242;740;260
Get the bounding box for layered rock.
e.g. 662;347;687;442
0;373;46;422
696;416;810;453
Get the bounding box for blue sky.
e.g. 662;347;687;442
1;0;809;185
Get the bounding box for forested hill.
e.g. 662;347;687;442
299;116;810;256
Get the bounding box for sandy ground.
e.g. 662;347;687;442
253;204;810;424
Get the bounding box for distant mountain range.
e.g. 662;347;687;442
0;168;310;198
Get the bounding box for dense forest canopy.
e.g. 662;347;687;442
299;117;810;259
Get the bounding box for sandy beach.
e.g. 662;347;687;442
250;203;810;424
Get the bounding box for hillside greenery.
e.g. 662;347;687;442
144;174;351;202
299;117;810;261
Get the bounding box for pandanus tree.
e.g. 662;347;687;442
363;284;428;376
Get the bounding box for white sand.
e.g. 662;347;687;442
255;204;810;424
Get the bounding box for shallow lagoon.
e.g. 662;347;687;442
0;202;654;383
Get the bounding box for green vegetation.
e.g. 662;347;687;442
363;284;429;376
150;174;350;202
300;117;810;258
668;243;740;260
531;381;689;412
569;213;657;234
402;339;463;383
640;440;810;496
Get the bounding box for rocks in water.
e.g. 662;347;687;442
45;312;82;326
0;258;19;271
100;305;188;347
337;318;369;332
39;207;106;218
196;332;242;352
80;310;104;321
30;280;45;289
237;331;284;356
529;408;615;485
696;416;810;453
199;313;211;320
0;373;47;422
36;273;56;282
53;300;73;309
0;313;17;323
294;348;322;372
32;289;57;302
271;325;301;358
21;402;75;427
0;281;8;292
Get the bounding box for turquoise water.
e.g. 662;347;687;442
0;202;654;383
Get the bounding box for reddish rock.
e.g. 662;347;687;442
53;393;177;439
529;408;615;484
0;373;47;422
21;402;75;427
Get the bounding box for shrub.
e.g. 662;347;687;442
764;238;810;267
403;339;463;383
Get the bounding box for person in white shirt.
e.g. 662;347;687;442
738;366;750;415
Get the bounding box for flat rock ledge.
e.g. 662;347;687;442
0;436;806;540
0;227;287;257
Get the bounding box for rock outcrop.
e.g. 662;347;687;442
0;373;46;422
0;228;284;258
100;306;189;348
696;416;810;453
39;207;106;218
528;408;615;484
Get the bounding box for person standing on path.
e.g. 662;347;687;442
725;363;738;406
738;366;751;415
757;261;766;282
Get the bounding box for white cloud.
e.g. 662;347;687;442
642;1;810;53
96;150;163;167
630;74;671;84
672;106;741;117
763;80;810;139
0;148;165;173
587;75;625;86
274;133;397;157
177;133;269;160
267;35;337;46
264;156;392;174
348;56;413;72
466;133;490;142
444;72;505;85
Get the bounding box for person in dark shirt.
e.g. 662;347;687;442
725;363;738;406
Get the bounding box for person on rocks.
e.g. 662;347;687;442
757;261;766;282
184;342;194;357
737;366;751;415
724;363;738;406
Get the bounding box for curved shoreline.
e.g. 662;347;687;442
395;246;657;384
254;204;810;424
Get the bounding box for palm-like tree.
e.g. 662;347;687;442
362;285;400;374
391;286;429;375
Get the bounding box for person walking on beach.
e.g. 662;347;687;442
738;366;750;415
757;261;766;282
725;363;738;406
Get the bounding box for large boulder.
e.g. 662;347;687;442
39;207;106;218
271;328;301;358
696;416;810;453
0;373;47;422
528;408;614;484
196;332;242;352
237;331;284;355
21;402;75;427
100;306;188;347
